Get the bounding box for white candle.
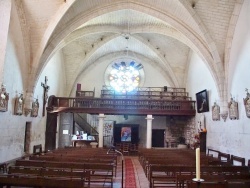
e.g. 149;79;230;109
196;148;200;180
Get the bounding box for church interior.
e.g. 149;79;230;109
0;0;250;187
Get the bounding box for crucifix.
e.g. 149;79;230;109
41;76;50;116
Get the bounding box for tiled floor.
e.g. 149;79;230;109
113;156;149;188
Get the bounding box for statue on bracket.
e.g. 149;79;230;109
0;84;9;112
243;88;250;118
14;93;24;115
228;96;239;120
212;102;220;121
31;98;39;117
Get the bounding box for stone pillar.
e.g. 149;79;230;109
146;115;154;149
24;91;34;116
98;113;105;148
0;0;11;81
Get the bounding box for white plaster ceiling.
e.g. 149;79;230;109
60;9;192;92
18;0;238;96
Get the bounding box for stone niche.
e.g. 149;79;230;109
165;116;196;148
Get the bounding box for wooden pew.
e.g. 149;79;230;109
29;154;117;176
0;163;7;174
84;163;114;187
0;174;86;188
207;148;220;158
149;165;249;188
209;152;231;166
149;165;196;188
8;166;90;187
177;174;250;188
187;180;228;188
15;159;114;187
231;155;245;166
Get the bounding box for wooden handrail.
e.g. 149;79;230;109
47;96;196;116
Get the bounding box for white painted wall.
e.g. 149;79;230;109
76;59;170;98
186;51;220;152
32;50;66;150
185;0;250;162
0;4;67;162
225;0;250;159
0;4;29;163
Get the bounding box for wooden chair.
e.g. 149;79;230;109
129;143;138;155
115;143;122;152
33;144;42;155
230;155;245;166
122;143;130;155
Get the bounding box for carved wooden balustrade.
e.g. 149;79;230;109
47;96;196;116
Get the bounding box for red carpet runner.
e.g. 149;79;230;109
125;158;137;188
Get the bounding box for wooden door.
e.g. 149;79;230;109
152;129;165;147
45;112;58;151
24;122;31;153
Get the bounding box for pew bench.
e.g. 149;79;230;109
186;180;228;188
8;166;90;187
84;163;114;188
0;174;86;188
14;159;115;187
149;165;249;188
231;155;246;166
149;165;196;188
176;174;250;188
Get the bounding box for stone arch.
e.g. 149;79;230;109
70;51;174;97
27;1;224;105
179;0;226;108
223;1;244;110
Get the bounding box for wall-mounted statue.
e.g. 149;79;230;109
0;84;9;112
243;88;250;118
212;102;220;121
14;93;24;115
228;96;239;120
31;98;39;117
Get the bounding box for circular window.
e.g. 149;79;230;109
105;59;144;93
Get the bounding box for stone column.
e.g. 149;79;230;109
98;113;105;148
24;91;34;116
0;0;11;81
146;115;154;149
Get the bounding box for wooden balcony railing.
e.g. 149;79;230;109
47;96;196;116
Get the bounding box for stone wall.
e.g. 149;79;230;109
165;116;196;147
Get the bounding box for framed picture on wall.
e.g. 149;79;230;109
196;89;209;113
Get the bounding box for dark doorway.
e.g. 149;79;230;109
152;129;165;147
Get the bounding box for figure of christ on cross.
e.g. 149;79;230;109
41;76;50;116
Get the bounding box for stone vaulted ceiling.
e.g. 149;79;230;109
17;0;242;97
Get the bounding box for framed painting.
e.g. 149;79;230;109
196;89;209;113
